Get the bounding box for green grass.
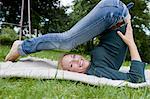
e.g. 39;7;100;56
0;45;150;98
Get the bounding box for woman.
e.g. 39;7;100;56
5;0;132;61
59;22;146;83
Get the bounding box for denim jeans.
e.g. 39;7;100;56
18;0;129;56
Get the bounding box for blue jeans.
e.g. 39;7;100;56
18;0;129;56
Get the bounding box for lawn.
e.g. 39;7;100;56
0;45;150;98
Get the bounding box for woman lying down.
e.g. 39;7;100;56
58;23;146;83
5;22;146;83
5;0;146;83
5;20;146;83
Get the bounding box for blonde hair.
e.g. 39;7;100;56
57;53;70;70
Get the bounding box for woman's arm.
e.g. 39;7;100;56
87;20;146;83
128;43;141;61
117;18;141;61
116;18;145;83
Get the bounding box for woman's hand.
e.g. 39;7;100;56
117;19;142;61
117;18;135;46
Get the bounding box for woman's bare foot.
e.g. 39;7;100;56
5;40;23;61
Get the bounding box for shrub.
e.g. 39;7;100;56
0;27;18;45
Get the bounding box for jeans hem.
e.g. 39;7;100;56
18;43;27;56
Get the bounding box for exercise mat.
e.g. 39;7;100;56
0;57;149;88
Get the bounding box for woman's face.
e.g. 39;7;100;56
61;54;90;73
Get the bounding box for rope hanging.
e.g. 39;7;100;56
19;0;31;40
28;0;31;38
19;0;24;40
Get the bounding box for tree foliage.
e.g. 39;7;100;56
0;27;18;45
1;0;70;33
